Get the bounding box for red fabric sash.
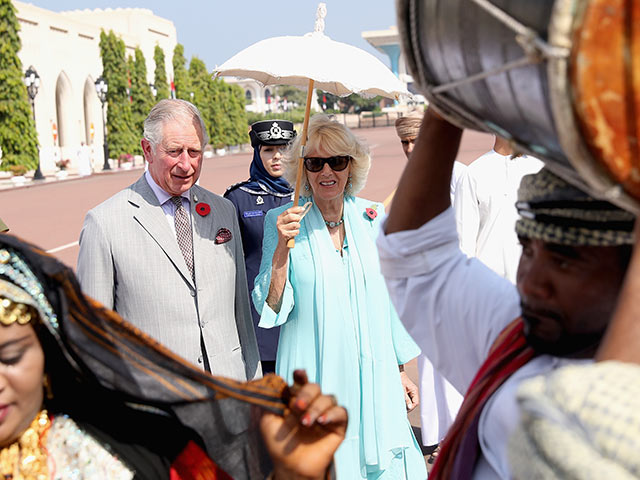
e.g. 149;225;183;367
430;318;536;479
170;440;233;480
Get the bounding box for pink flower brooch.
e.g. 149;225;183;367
364;204;378;221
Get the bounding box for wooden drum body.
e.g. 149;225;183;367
398;0;640;212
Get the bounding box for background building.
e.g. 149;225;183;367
14;1;176;173
362;25;425;105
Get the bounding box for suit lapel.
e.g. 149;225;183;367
190;186;216;284
128;176;195;288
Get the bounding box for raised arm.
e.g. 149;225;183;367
377;110;519;392
596;222;640;362
385;109;463;235
453;169;480;256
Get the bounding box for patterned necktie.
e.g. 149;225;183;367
170;196;194;280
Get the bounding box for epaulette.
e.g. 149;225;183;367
250;181;294;198
225;180;250;193
238;185;269;195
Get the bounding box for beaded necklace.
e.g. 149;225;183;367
324;217;344;228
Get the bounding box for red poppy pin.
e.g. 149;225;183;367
196;202;211;216
364;204;378;221
215;227;232;244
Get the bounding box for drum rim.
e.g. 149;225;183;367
548;0;639;213
397;0;638;213
395;0;495;132
396;0;574;170
396;0;568;156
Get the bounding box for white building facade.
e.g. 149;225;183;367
14;1;177;173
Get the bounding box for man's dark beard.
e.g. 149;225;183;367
522;316;604;358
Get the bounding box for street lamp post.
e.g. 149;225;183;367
24;67;43;180
94;76;110;171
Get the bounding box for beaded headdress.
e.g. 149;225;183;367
515;168;635;246
0;247;58;330
0;234;289;478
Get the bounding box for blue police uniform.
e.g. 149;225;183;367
224;119;296;373
224;181;293;366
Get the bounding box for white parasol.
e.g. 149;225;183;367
214;3;409;247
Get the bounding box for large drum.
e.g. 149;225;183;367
397;0;640;213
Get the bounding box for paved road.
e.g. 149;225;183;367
1;125;491;269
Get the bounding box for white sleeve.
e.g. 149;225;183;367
377;208;520;393
454;169;480;257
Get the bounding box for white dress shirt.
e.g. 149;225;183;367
454;152;542;283
377;208;587;479
144;171;191;235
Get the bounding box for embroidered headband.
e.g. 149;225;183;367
515;168;635;246
0;248;58;328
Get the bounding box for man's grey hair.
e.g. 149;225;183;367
143;99;209;150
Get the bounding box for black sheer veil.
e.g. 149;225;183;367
0;234;289;479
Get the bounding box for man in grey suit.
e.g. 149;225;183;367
77;99;260;381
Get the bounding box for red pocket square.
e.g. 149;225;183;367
215;228;232;244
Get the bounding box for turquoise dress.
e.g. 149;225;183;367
253;196;427;479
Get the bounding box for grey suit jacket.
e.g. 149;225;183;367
77;175;261;381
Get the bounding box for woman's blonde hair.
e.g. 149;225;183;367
282;114;370;196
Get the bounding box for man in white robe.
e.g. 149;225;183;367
395;111;463;459
378;110;635;479
454;136;542;283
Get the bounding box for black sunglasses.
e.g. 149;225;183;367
303;155;351;172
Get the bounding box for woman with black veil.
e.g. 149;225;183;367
0;233;345;479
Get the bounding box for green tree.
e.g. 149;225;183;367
223;83;248;146
172;44;191;101
153;45;170;100
0;0;39;170
186;56;248;148
208;78;227;148
350;94;383;112
317;90;382;113
99;30;138;158
130;47;154;152
188;56;214;139
275;85;307;108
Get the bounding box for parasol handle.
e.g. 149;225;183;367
288;78;316;248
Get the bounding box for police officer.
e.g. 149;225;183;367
224;119;296;374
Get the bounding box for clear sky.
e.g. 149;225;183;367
28;0;397;70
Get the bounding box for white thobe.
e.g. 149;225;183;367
450;161;467;199
377;208;586;479
454;152;542;283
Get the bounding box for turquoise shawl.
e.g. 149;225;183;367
253;195;421;476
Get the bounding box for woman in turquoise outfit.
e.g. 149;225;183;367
253;114;427;479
